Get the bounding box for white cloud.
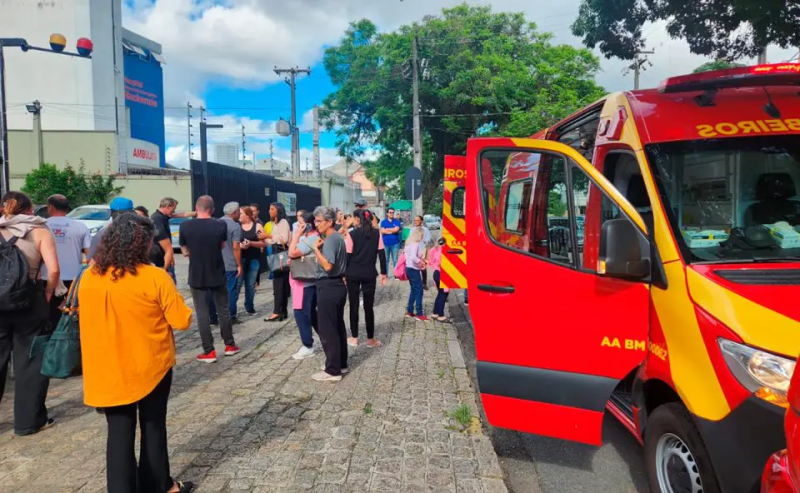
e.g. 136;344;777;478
165;145;189;168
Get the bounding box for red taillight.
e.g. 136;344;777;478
659;63;800;94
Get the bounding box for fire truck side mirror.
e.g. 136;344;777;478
598;219;650;281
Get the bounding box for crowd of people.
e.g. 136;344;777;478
0;190;450;492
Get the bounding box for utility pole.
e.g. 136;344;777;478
629;50;655;90
200;121;223;195
241;124;246;168
0;44;10;197
312;105;321;178
26;101;43;166
269;139;275;175
411;33;423;217
758;46;768;64
274;66;310;178
187;102;193;161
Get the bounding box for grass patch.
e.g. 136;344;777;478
449;404;473;429
438;369;445;380
363;402;373;415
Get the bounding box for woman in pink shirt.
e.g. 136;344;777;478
429;237;450;322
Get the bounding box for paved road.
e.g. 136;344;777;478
0;263;507;492
450;298;650;493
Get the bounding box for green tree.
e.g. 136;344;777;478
693;60;747;73
22;164;123;206
548;190;567;217
572;0;800;61
322;5;606;209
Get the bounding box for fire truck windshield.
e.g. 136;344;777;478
647;135;800;264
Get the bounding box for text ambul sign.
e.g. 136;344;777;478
127;138;160;167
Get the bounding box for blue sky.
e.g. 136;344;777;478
122;0;797;169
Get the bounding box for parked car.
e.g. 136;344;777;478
67;204;110;236
33;204;48;218
424;215;441;230
169;216;191;250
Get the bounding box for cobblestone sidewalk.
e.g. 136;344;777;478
0;280;506;493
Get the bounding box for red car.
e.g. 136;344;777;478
763;363;800;492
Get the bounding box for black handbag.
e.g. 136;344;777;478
267;245;290;273
40;266;87;379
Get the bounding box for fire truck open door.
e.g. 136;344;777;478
442;155;468;289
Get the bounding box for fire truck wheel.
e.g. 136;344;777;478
644;403;721;493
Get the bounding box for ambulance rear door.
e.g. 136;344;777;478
442;155;467;289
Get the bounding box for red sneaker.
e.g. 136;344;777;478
196;350;217;363
415;315;430;322
405;312;415;318
224;345;240;356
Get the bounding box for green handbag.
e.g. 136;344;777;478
40;266;87;379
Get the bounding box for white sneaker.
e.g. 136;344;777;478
312;371;342;382
320;365;349;374
292;346;315;360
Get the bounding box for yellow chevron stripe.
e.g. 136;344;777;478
442;256;467;289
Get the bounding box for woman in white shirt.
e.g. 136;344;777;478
260;202;291;321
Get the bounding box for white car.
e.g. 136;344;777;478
424;215;441;230
68;205;110;237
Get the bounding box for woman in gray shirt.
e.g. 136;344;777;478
310;206;348;382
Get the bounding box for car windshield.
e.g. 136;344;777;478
648;135;800;263
67;207;110;221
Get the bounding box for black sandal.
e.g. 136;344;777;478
177;481;194;492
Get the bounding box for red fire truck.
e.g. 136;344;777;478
444;63;800;493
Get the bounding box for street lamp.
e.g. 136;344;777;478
25;101;40;114
0;35;93;197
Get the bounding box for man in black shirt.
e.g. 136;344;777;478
153;197;195;283
179;195;239;363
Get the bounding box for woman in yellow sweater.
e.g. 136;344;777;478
80;213;194;493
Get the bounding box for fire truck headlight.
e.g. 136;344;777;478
719;338;795;408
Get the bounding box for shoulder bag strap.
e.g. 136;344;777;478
68;265;89;310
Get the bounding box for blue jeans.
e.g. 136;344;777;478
294;285;318;348
433;270;449;316
385;244;400;275
464;289;468;304
209;271;241;321
167;265;176;284
243;258;260;313
406;267;423;315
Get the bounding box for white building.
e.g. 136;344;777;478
256;158;291;175
1;0;124;133
0;0;166;171
214;144;238;167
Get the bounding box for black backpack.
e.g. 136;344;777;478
0;234;35;311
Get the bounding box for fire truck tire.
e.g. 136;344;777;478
644;403;721;493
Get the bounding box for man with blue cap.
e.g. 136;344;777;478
87;197;134;261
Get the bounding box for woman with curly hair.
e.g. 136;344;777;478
79;213;194;493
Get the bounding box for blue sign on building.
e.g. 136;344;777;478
123;46;166;167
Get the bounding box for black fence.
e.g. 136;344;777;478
190;160;322;223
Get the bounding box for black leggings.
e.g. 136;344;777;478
346;278;376;339
0;288;51;435
272;270;290;317
105;369;173;493
316;279;348;376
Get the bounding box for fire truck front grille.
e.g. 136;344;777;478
716;269;800;285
